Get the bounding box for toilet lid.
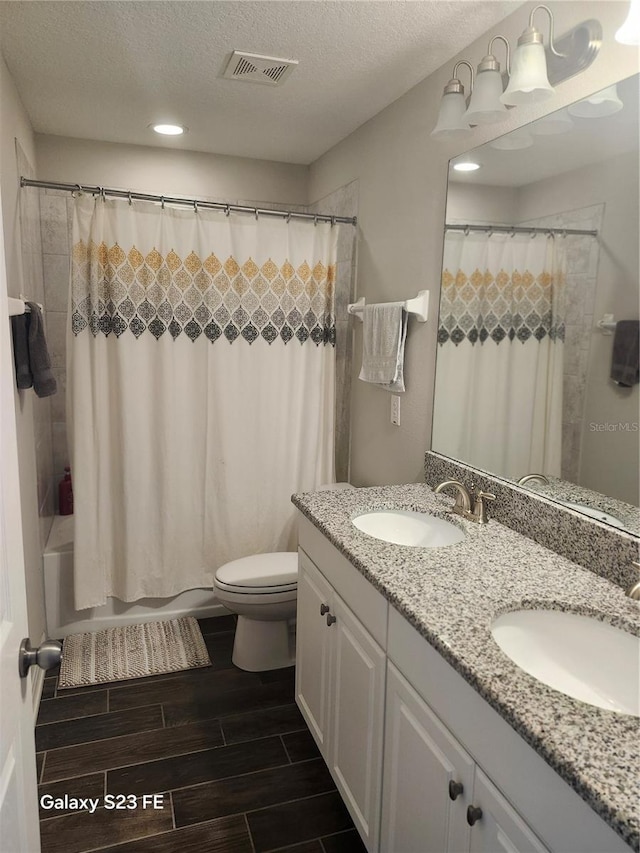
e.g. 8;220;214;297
215;552;298;594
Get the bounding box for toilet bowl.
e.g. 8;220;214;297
214;482;354;671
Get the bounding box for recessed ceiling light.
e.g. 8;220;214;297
151;124;186;136
453;162;481;172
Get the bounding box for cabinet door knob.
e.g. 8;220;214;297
326;613;337;626
448;780;464;801
320;604;330;616
466;805;483;826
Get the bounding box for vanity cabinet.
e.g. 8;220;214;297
296;547;386;853
382;662;549;853
295;513;631;853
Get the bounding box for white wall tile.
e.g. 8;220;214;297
43;254;70;311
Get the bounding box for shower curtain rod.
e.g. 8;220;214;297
20;178;358;226
445;223;598;237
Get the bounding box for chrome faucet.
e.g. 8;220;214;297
517;473;550;487
434;480;496;524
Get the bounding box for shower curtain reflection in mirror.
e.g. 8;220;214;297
433;230;566;481
68;194;337;609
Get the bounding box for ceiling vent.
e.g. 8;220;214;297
223;51;298;86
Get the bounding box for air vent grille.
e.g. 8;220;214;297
223;51;298;86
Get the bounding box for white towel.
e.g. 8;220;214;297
358;303;408;392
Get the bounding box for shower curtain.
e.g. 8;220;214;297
69;195;337;609
432;230;566;480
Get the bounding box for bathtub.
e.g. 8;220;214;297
43;515;227;638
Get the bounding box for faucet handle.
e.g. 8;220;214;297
472;490;496;523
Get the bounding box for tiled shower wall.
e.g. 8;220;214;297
29;182;358;505
520;204;603;483
17;151;54;546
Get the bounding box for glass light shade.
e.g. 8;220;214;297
430;92;472;139
500;42;554;105
615;0;640;44
463;69;509;125
530;108;574;135
567;85;623;118
489;129;533;150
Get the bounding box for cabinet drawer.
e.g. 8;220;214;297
297;513;388;649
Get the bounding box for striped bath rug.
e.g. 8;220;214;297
57;617;211;689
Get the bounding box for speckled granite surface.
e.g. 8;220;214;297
425;452;640;592
520;476;640;537
292;483;640;851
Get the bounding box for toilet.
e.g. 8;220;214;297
214;483;354;672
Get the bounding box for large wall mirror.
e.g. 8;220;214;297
433;73;639;536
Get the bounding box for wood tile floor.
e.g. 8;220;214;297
36;617;365;853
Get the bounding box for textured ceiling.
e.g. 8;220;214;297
0;0;519;164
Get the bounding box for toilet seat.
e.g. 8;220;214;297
214;552;298;595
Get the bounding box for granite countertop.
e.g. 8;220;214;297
291;483;640;851
520;477;640;537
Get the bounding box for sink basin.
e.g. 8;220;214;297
492;610;640;716
352;509;465;548
557;500;626;529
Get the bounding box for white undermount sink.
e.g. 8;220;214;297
557;500;626;529
351;509;465;548
491;609;640;716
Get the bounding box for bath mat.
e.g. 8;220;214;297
57;617;211;689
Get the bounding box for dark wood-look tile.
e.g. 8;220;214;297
42;678;57;699
221;703;305;745
107;735;288;796
163;679;295;727
197;615;237;635
36;752;45;783
321;829;367;853
37;690;108;725
38;773;105;819
203;631;235;670
271;842;323;853
36;705;164;752
247;792;353;853
93;814;253;853
282;729;322;763
257;665;296;685
39;799;174;853
173;757;335;827
108;666;260;713
42;718;224;783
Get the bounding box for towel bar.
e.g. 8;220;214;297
596;314;616;335
8;295;43;317
348;290;429;323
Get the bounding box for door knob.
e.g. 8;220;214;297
18;638;62;678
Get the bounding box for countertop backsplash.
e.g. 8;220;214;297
424;451;640;591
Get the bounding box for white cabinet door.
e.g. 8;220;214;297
295;550;334;750
329;595;386;853
468;768;550;853
381;663;474;853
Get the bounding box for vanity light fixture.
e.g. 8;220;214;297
430;61;474;139
463;36;510;125
151;123;186;136
500;5;560;105
615;0;640;44
452;161;481;172
568;84;623;118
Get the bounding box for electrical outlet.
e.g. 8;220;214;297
391;395;401;426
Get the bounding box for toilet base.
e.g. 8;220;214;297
232;615;295;672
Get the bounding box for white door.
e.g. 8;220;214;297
468;768;550;853
0;195;41;853
381;663;474;853
295;549;334;750
329;594;385;853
